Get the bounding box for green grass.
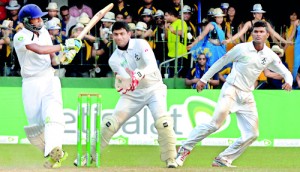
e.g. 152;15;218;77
0;144;300;171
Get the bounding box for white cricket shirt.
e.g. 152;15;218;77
201;42;293;92
13;27;53;78
109;39;163;89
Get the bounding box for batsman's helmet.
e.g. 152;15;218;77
18;4;47;32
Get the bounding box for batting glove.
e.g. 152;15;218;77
61;50;77;65
61;38;82;53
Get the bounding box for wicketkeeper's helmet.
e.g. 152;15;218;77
18;4;47;32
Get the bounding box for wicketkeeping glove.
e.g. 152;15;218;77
126;68;145;91
115;75;131;94
61;49;77;65
60;38;82;53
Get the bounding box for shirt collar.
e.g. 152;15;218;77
116;39;134;54
248;41;268;53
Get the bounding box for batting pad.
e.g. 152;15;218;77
155;116;177;161
101;116;120;150
24;124;45;152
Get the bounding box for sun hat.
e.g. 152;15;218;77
5;0;21;10
77;12;90;24
271;45;284;57
207;8;214;16
101;12;116;22
135;21;147;31
46;18;61;30
128;23;136;30
0;20;13;29
251;4;266;13
213;8;226;17
46;2;58;11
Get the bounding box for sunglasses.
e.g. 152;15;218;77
61;13;69;17
155;17;163;20
197;58;206;60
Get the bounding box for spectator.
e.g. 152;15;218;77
286;12;300;78
188;8;226;68
125;13;133;23
137;0;157;17
92;26;113;78
46;18;66;77
164;8;188;78
152;9;167;65
181;5;197;43
100;12;116;42
45;2;59;21
60;5;77;37
140;8;155;48
116;13;124;21
112;0;132;18
185;53;219;89
222;4;290;46
0;19;14;76
65;23;94;77
5;0;22;31
69;2;93;18
220;3;229;20
282;9;298;74
224;6;243;51
127;22;135;37
134;21;147;38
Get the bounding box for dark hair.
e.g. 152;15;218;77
60;5;69;11
253;20;268;32
112;21;130;32
165;8;179;18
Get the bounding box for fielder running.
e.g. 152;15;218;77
74;21;178;168
175;20;293;167
13;4;82;168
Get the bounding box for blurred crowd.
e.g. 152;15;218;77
0;0;299;89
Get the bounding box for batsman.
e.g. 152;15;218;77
13;4;82;168
74;21;178;168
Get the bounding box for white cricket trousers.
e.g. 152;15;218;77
22;74;65;156
112;83;168;125
182;82;259;164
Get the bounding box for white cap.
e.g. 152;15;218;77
141;8;152;16
220;3;229;9
154;9;164;17
182;5;192;13
128;23;136;30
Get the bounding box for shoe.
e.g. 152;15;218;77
74;155;93;166
166;158;178;168
212;157;236;167
44;147;68;168
175;146;190;166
